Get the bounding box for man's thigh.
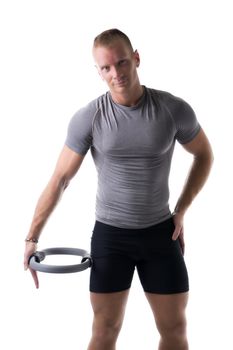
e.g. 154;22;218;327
90;221;136;293
145;292;189;332
136;218;189;294
90;255;135;293
136;250;189;294
90;290;130;324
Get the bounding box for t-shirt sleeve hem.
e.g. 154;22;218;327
178;124;201;145
64;141;89;156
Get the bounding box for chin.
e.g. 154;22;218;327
113;82;130;91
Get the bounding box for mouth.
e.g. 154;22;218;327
114;78;127;87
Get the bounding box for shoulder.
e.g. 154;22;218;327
73;94;103;118
148;88;196;120
146;87;191;110
146;87;200;144
68;93;108;126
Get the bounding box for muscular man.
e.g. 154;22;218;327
24;29;213;350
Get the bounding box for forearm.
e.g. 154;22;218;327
174;153;213;215
26;176;69;241
25;146;85;242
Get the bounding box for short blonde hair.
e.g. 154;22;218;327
93;28;134;51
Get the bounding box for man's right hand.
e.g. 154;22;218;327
24;242;39;288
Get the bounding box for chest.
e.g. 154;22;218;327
93;109;176;157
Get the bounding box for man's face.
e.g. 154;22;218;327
93;39;140;94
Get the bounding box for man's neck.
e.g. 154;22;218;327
110;85;144;107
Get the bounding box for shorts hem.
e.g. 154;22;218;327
89;286;131;294
143;287;189;294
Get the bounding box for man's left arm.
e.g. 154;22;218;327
172;128;214;253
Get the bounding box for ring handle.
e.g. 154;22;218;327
29;247;92;274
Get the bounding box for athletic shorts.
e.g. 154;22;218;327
90;218;189;294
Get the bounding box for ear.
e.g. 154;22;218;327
134;50;140;67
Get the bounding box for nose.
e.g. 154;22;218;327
112;65;121;79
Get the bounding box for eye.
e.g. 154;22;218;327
101;66;110;72
118;59;127;66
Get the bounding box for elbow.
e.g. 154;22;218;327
61;177;70;191
195;147;214;173
53;174;70;193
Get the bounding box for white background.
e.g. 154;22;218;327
0;0;232;349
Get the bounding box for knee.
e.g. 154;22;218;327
92;315;122;343
158;316;187;343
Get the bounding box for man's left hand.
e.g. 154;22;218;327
172;213;185;255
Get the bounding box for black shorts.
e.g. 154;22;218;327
90;218;189;294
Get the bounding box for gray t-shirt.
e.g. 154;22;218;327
65;87;201;229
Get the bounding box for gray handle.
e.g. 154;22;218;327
29;247;92;274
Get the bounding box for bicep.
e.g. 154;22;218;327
52;145;85;183
182;128;213;159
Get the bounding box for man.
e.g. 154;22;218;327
24;29;213;350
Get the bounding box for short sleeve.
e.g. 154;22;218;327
65;102;96;155
173;99;201;144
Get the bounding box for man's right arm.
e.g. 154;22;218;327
24;145;85;286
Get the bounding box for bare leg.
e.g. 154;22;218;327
87;289;130;350
145;292;189;350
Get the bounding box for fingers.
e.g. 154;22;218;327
172;226;185;255
24;249;32;271
24;255;29;271
172;213;185;255
179;232;185;255
24;243;39;288
29;268;39;289
172;224;182;241
24;256;40;288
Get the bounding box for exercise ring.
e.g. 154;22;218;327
29;247;92;274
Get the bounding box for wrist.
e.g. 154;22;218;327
173;207;186;216
25;238;39;244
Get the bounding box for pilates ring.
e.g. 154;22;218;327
29;247;92;274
